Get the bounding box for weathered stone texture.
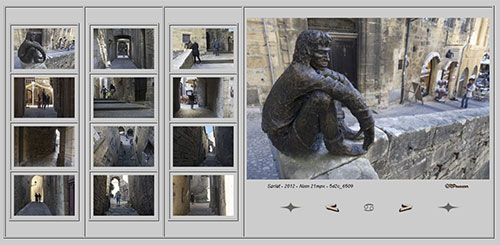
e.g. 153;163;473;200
375;107;489;179
128;175;154;215
278;107;489;180
132;126;155;166
93;175;110;215
172;175;190;215
173;127;207;166
93;127;120;167
214;127;234;167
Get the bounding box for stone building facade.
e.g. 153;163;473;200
14;175;75;216
93;28;155;69
246;18;490;108
14;77;75;118
133;126;155;166
14;28;75;51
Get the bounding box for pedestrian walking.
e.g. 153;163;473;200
101;85;108;100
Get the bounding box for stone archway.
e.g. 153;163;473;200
30;175;44;202
471;65;478;81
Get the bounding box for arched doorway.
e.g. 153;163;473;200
458;67;469;97
30;175;44;202
442;61;458;98
471;65;478;81
420;52;441;96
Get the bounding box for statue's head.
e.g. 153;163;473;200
25;31;36;41
292;30;332;69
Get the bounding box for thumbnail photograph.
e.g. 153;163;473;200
93;77;154;118
171;27;235;70
14;126;75;167
173;76;235;118
172;175;234;216
93;28;155;69
13;77;75;118
13;27;76;69
93;175;154;216
92;126;154;167
173;126;234;167
13;175;75;216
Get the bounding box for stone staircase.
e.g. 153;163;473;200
94;99;149;111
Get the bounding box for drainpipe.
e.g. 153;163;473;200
455;18;474;99
400;18;414;104
263;19;276;84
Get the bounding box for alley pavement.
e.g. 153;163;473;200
246;97;490;180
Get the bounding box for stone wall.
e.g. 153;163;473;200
173;78;181;113
93;127;120;167
172;175;190;215
209;176;226;215
214;127;234;167
223;77;235;118
128;175;154;215
13;175;31;214
52;77;75;117
93;175;110;215
373;107;489;179
133;126;155;166
173;127;207;166
172;28;207;54
44;51;75;69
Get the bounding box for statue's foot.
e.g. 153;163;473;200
325;136;366;156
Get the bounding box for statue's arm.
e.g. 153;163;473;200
27;40;47;62
309;74;375;149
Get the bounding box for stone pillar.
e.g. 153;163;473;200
14;78;25;117
173;78;180;113
93;175;110;215
172;175;190;215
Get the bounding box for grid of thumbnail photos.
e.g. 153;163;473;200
170;26;237;219
11;26;78;219
90;27;158;220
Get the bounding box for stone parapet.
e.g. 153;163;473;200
172;49;194;69
277;107;489;180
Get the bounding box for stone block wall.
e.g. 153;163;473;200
133;126;155;166
128;175;154;215
93;127;120;167
223;77;235;118
14;28;76;51
173;127;206;166
93;175;110;215
374;107;489;179
13;175;31;214
214;127;234;167
172;175;190;215
172;28;207;54
44;52;75;69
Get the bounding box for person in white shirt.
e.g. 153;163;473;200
460;78;476;108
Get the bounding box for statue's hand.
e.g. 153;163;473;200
362;125;375;151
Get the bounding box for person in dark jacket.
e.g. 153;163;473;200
190;40;202;64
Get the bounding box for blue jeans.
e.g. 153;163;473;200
461;95;470;108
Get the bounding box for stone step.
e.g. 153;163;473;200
94;99;126;103
200;59;233;64
94;103;148;110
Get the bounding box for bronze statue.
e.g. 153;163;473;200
18;31;47;64
261;30;375;157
